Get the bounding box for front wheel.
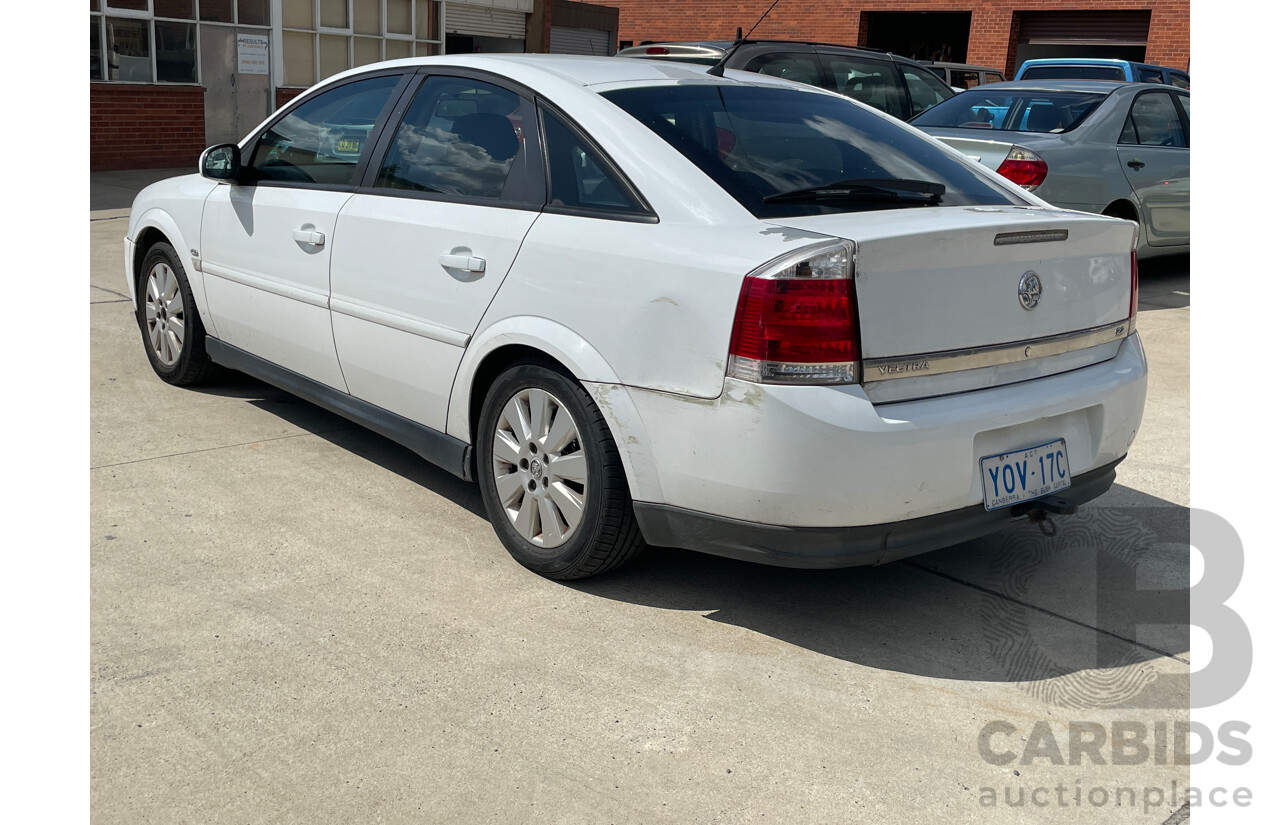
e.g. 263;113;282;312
136;242;215;386
476;362;644;580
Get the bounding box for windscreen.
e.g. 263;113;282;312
912;90;1108;133
602;84;1024;218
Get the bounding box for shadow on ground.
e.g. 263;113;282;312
191;341;1188;702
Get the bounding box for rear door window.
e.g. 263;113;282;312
983;72;1005;84
373;75;532;201
952;70;981;89
743;53;825;89
899;65;955;116
820;54;906;118
1138;68;1164;83
1119;92;1188;148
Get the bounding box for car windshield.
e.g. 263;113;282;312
1020;65;1125;81
912;90;1108;133
601;84;1024;218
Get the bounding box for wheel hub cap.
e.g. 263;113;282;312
144;262;185;367
491;387;588;550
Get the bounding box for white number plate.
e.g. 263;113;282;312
980;439;1071;511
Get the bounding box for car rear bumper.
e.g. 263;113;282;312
633;457;1121;568
596;333;1146;529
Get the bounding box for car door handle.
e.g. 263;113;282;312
439;253;486;273
1127;158;1146;170
292;228;326;246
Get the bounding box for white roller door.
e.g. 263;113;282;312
446;3;528;40
550;25;611;56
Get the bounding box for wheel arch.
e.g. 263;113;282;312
448;319;664;503
129;209;217;337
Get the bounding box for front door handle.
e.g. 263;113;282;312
292;228;326;246
1127;158;1146;170
439;253;486;273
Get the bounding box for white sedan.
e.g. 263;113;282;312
125;55;1147;579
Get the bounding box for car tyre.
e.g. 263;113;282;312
477;361;644;580
136;242;215;386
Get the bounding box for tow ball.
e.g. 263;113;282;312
1010;495;1078;537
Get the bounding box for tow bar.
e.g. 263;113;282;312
1010;495;1078;537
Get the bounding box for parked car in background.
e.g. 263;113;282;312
616;40;956;119
912;79;1189;258
1015;58;1189;89
126;55;1146;581
920;61;1005;90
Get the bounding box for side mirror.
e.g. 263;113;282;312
199;144;242;182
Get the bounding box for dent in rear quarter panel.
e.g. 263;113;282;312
478;213;837;398
127;174;221;338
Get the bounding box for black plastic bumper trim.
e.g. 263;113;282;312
631;458;1122;569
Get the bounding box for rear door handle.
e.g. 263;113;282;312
439;253;486;273
1127;158;1146;170
292;228;326;246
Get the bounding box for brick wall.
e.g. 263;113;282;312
90;84;206;172
594;0;1189;75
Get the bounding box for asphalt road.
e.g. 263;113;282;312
91;206;1192;824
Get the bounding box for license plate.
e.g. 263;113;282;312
337;138;361;153
980;439;1071;511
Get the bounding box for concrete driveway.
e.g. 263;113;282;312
91;202;1191;823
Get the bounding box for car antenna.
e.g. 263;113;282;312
707;0;784;77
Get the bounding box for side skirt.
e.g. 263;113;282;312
206;338;474;481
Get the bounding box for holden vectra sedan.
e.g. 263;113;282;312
126;55;1147;579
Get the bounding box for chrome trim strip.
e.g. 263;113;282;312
863;320;1132;383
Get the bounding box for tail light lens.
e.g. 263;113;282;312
995;145;1048;190
1128;249;1139;331
645;47;670;55
727;241;859;385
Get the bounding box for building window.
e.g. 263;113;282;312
92;0;272;84
282;0;443;88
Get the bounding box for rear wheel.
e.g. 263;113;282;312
137;242;214;386
476;362;644;579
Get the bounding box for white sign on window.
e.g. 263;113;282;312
237;34;269;75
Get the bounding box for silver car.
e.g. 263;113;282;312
912;80;1189;258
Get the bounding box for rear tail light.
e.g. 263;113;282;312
995;145;1048;191
1128;249;1139;331
727;241;859;385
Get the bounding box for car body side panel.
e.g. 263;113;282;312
125;174;221;335
474;212;836;400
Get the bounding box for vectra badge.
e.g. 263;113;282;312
1018;271;1042;310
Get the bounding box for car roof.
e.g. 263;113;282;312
627;41;733;50
317;53;822;91
1018;57;1168;71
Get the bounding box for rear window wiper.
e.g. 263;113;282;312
762;178;945;204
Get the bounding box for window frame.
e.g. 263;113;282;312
355;67;548;213
535;100;658;224
1118;89;1190;149
240;68;416;191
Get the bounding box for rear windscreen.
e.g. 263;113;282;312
602;84;1024;218
1020;65;1125;81
911;90;1108;133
